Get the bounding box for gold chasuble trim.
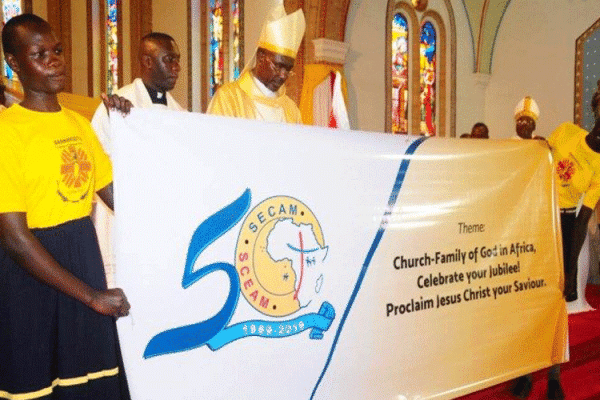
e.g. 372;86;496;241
0;367;119;400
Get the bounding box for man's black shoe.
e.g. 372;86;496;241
547;378;565;400
565;290;578;302
511;376;533;399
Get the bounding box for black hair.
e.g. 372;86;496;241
1;13;51;57
141;32;175;45
472;122;489;132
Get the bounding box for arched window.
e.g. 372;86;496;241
209;0;224;96
419;21;436;135
386;0;451;136
231;0;242;79
391;13;409;134
106;0;119;93
1;0;22;80
86;0;123;96
194;0;244;111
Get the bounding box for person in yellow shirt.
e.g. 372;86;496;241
549;87;600;302
512;88;600;400
207;4;304;124
0;14;131;399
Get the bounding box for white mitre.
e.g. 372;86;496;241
257;4;306;58
514;96;540;121
242;4;306;75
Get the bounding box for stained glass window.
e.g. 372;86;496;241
387;1;449;136
231;0;241;79
106;0;118;94
2;0;22;79
198;0;243;110
419;21;436;136
391;13;409;134
209;0;224;96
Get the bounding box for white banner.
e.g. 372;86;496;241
111;109;567;400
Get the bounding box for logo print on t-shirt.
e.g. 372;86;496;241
557;158;575;182
57;144;92;202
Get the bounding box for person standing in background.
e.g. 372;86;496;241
513;96;543;140
90;32;184;286
207;4;305;124
91;32;184;155
470;122;489;139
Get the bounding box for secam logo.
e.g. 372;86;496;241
144;190;336;359
235;196;329;317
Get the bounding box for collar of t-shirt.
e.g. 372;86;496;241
145;84;168;105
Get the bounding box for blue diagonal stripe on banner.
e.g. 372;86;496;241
310;136;428;399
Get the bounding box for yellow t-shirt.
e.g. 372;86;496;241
548;122;600;210
0;104;112;228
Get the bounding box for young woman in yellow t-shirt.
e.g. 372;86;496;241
0;14;132;399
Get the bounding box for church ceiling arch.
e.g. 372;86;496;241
462;0;512;74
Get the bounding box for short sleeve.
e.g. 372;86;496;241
90;103;113;156
547;122;568;149
87;121;113;191
0;128;27;213
69;111;113;191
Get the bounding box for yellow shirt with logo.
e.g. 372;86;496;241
549;122;600;210
0;104;112;229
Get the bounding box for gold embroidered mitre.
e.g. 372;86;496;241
257;5;306;59
514;96;540;121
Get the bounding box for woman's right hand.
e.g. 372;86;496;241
101;93;133;115
89;288;131;318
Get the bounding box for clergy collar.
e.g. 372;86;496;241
144;84;167;105
252;74;278;98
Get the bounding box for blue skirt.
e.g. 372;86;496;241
0;217;130;399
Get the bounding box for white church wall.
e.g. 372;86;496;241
485;0;598;139
344;0;387;132
454;1;485;138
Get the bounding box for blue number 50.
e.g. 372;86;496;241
144;189;251;358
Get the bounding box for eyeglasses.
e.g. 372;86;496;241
266;57;295;78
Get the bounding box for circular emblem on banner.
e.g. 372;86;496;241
57;144;92;202
235;196;327;317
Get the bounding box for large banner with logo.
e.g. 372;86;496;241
110;109;567;400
